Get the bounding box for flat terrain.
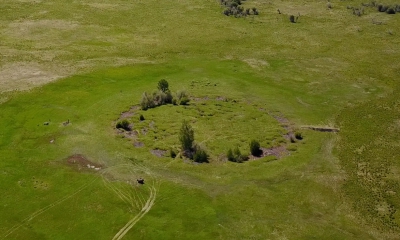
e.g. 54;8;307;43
0;0;400;239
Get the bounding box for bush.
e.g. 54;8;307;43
250;140;261;156
116;119;131;131
179;120;194;153
170;149;176;158
139;114;145;121
227;146;247;163
289;15;296;23
140;92;155;110
227;148;235;161
378;5;388;12
295;132;303;140
193;146;209;163
386;8;396;14
157;79;169;92
175;90;190;105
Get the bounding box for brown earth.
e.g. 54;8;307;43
249;146;289;160
66;154;103;171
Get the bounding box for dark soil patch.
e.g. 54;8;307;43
250;146;289;160
150;149;167;157
66;154;103;171
120;106;140;119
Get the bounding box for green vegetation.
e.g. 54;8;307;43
116;119;131;131
0;0;400;239
250;140;261;156
179;120;195;155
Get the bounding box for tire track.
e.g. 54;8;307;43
112;184;157;240
1;177;98;239
101;163;159;240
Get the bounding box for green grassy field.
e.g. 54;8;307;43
1;0;400;239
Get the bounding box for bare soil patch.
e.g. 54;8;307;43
250;146;289;160
66;154;103;171
150;149;167;157
134;141;144;148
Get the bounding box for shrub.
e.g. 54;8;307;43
378;5;388;12
139;114;145;121
157;79;169;92
140;92;155;110
228;146;247;162
175;90;190;105
170;149;177;158
180;96;190;105
295;131;303;140
250;140;261;156
179;120;194;153
227;148;235;161
386;8;396;14
289;15;296;23
193;146;209;163
223;8;231;16
116;119;131;131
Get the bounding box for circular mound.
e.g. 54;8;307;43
116;97;290;161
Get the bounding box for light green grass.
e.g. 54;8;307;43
1;0;400;239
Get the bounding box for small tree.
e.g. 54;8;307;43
179;120;194;154
250;140;261;156
233;146;244;163
158;79;169;92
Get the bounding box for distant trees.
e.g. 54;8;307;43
141;79;189;110
221;0;259;17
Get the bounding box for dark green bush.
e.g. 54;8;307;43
116;119;131;131
289;15;295;23
295;132;303;140
193;147;209;163
386;8;396;14
250;140;261;156
227;148;235;162
170;149;176;158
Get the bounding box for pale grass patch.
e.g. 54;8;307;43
0;62;62;93
242;58;270;69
